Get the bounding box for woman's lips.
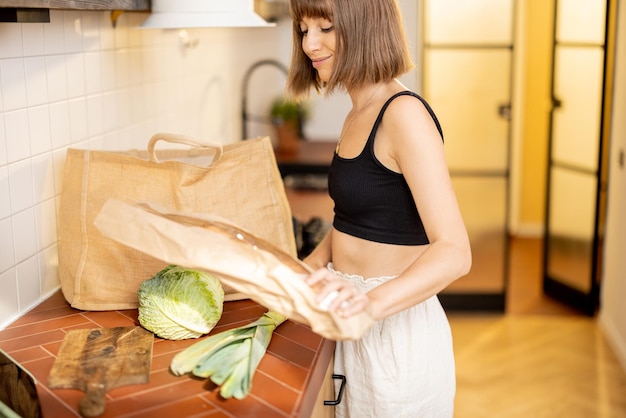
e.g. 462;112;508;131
311;57;329;69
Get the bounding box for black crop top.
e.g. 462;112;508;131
328;91;444;245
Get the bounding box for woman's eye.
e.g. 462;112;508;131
321;26;334;33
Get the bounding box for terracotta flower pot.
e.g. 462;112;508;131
274;119;300;154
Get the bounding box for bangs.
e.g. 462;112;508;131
289;0;334;22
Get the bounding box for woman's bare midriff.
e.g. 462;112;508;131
330;228;428;278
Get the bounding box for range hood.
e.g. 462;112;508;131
140;0;276;29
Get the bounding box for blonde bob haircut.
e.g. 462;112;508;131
287;0;413;99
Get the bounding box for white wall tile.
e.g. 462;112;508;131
64;11;84;53
129;86;145;122
0;217;15;272
67;97;88;143
31;153;55;203
84;51;103;95
0;268;18;329
51;148;67;196
35;198;57;250
113;18;130;49
115;50;131;89
100;50;117;91
140;83;156;118
8;159;35;213
12;207;38;263
81;11;100;52
86;93;103;137
16;255;41;311
0;58;27;111
0;166;10;219
0;115;6;166
127;24;145;48
100;130;122;151
24;57;48;106
101;91;118;133
43;11;65;56
87;134;105;150
22;23;46;57
4;109;31;163
65;53;85;98
28;105;52;155
39;244;59;296
0;24;23;59
141;49;156;83
49;101;71;149
114;89;131;128
99;14;115;50
153;81;169;116
128;49;144;87
45;55;68;103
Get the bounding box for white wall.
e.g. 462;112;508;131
599;1;626;372
0;10;290;328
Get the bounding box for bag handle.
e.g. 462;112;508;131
147;133;224;164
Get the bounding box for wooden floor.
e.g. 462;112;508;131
450;315;626;417
449;237;626;417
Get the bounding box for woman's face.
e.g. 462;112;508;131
299;16;337;83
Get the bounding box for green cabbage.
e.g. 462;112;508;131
138;265;225;340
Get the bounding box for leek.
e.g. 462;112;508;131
170;311;287;399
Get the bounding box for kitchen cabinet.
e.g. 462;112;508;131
311;359;336;418
0;1;149;10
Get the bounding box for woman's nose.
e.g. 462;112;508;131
303;32;321;54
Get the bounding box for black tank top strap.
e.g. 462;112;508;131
368;91;444;142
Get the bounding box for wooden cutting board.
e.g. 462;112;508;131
0;349;41;418
48;326;153;417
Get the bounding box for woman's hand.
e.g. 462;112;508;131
305;268;370;318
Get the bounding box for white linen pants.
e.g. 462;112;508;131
329;265;456;418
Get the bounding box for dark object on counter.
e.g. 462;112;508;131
0;349;41;418
295;216;331;259
284;173;328;191
48;326;153;417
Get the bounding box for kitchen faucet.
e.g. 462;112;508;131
241;59;289;139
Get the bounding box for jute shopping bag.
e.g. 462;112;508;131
57;133;296;310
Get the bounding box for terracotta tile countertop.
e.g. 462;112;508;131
0;291;335;418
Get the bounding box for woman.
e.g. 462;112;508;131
286;0;472;416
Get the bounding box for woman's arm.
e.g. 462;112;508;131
364;95;472;319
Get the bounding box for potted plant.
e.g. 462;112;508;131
270;96;309;154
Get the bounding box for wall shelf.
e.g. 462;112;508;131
0;1;149;11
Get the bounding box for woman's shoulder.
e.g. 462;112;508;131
383;91;436;123
383;91;431;111
383;91;444;140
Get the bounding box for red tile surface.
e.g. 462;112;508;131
0;290;335;417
